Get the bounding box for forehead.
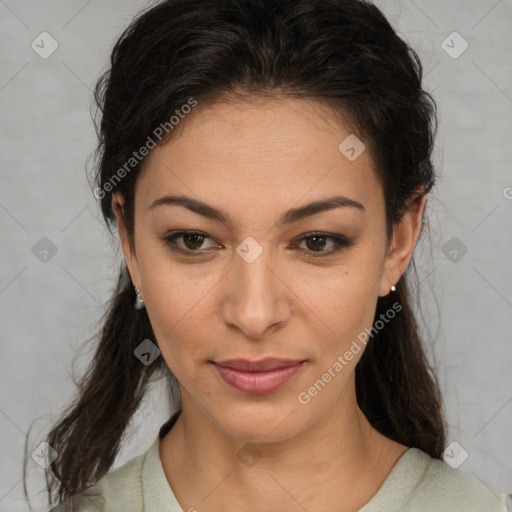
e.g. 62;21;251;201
136;96;384;224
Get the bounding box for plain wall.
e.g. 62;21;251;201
1;0;511;510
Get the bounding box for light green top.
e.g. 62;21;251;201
50;412;510;512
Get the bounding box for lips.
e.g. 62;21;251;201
212;358;306;394
214;358;304;372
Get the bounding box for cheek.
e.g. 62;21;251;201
139;251;218;330
138;259;221;379
294;259;381;356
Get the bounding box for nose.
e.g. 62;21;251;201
220;244;291;340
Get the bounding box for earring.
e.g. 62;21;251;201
391;284;396;292
134;285;145;310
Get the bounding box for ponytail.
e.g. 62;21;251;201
356;272;446;458
43;265;168;504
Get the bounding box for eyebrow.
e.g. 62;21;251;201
148;194;365;227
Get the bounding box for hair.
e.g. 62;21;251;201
28;0;447;507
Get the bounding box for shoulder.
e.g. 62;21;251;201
363;447;510;512
406;448;510;512
48;445;149;512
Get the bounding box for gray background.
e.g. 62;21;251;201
1;0;511;510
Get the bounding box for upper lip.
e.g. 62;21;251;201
213;358;305;372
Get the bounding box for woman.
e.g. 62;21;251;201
40;0;509;510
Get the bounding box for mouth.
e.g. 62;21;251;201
214;357;305;372
211;358;306;395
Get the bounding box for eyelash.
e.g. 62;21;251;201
161;230;353;258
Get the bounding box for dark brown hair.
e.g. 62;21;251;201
27;0;446;507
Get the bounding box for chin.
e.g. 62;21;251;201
208;399;303;443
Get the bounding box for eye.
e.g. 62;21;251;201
295;232;353;257
161;230;353;258
162;230;219;255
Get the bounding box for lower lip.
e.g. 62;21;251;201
213;362;304;395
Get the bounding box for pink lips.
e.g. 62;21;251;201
213;358;305;394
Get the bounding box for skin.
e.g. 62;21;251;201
113;96;426;512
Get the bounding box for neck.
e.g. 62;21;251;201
159;373;408;512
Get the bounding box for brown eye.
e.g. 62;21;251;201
181;233;206;250
162;231;219;255
297;232;353;257
304;234;329;252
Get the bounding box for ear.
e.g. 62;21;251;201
112;192;141;289
378;191;427;297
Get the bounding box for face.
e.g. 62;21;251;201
114;96;424;442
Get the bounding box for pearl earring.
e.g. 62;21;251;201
134;285;145;310
391;284;396;292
